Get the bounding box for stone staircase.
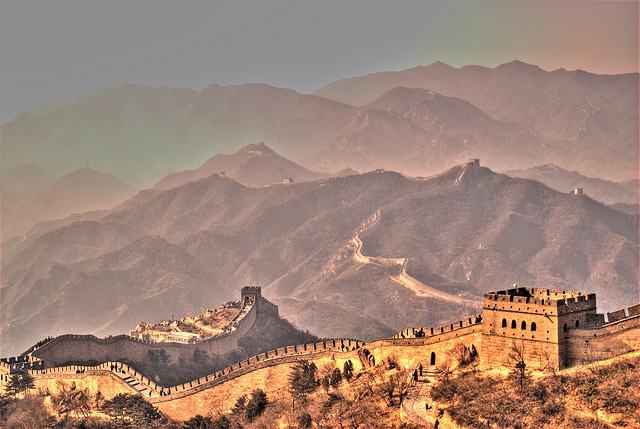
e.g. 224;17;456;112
121;374;152;396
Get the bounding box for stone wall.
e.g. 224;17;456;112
371;329;483;370
31;293;260;368
33;369;137;399
12;311;640;421
565;314;640;364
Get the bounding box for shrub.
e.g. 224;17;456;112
101;393;165;426
343;360;354;381
183;414;215;429
231;394;247;416
329;368;342;388
4;372;35;398
297;412;312;428
245;389;267;422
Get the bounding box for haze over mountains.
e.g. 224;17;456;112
504;164;638;205
1;167;136;240
316;86;546;175
2;61;637;187
1;151;637;355
154;142;327;189
317;60;638;180
1;84;354;186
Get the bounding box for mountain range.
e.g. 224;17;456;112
2;148;636;355
2;61;637;186
504;164;638;205
316;60;638;180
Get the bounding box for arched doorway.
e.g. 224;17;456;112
430;352;436;365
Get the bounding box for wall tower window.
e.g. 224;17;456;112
531;322;537;331
502;319;507;328
563;323;568;332
575;320;580;328
511;320;516;329
521;321;527;330
430;352;436;365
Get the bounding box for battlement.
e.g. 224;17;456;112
394;315;483;339
25;338;364;402
483;287;596;315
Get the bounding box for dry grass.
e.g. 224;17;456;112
430;354;640;429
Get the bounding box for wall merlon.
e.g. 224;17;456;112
607;309;627;323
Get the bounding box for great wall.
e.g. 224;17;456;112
350;161;480;306
1;160;638;420
1;284;639;420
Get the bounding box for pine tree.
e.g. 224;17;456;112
288;360;318;399
5;371;35;397
245;389;267;421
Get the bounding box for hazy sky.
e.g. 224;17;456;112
1;0;637;122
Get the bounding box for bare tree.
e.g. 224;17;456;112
361;367;410;407
508;341;530;390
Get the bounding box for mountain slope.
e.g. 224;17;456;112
1;84;355;186
504;164;638;205
2;164;637;354
1;168;136;239
315;87;546;175
154;143;327;189
0;163;53;193
316;61;639;180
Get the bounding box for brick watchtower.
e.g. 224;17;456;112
481;287;597;369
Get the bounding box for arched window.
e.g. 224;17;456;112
430;352;436;365
501;319;507;328
511;320;516;329
531;322;537;331
575;320;580;328
521;321;527;330
563;323;568;332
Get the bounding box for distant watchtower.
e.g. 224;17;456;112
571;188;584;195
481;287;597;369
241;286;261;302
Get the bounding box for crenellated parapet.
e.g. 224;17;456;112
483;287;597;316
393;315;483;339
25;338;364;400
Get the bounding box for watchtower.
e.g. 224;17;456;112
481;287;597;369
241;286;261;302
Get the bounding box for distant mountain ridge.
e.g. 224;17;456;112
2;162;636;355
154;142;327;189
1;83;354;186
316;60;638;180
316;86;546;175
504;164;638;205
2;60;637;186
